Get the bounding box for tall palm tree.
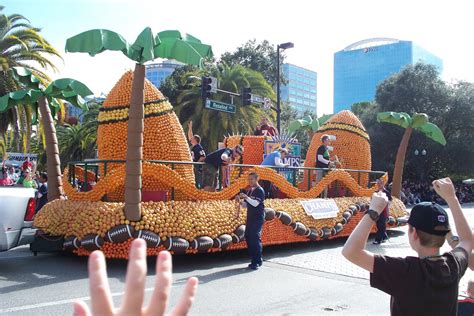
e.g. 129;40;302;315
0;6;61;154
175;63;275;151
0;67;93;201
66;28;213;220
377;112;446;198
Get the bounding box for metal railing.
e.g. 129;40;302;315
67;159;385;200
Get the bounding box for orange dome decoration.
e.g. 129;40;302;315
97;71;194;200
303;110;371;187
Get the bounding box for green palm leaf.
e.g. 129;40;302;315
0;89;41;112
377;111;412;128
65;29;130;58
128;27;157;63
10;66;41;90
411;112;429;128
414;122;447;145
44;78;93;109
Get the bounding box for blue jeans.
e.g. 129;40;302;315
245;219;264;265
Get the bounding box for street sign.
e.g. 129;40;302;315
205;99;236;114
250;94;264;104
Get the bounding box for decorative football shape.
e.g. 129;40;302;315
291;222;307;236
306;227;319;241
63;236;81;251
343;211;352;222
213;234;233;250
232;225;246;243
333;223;343;235
134;230;161;248
319;227;332;239
354;203;362;212
105;224;135;243
163;237;189;254
81;234;104;251
190;236;214;252
361;203;370;212
387;216;396;225
348;205;357;214
264;208;276;220
276;211;292;225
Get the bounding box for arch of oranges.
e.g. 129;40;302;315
64;162;388;202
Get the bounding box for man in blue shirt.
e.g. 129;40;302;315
203;145;243;191
235;172;266;270
261;148;289;198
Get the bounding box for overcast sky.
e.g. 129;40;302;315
3;0;474;115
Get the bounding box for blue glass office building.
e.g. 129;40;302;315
145;60;183;88
334;38;443;113
280;63;318;115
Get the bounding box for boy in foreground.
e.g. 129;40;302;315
342;178;472;316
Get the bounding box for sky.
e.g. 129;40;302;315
3;0;474;115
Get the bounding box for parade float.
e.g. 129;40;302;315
33;70;408;258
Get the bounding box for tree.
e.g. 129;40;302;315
220;39;285;86
66;28;212;220
0;67;93;201
0;6;61;155
377;112;446;198
175;63;275;152
159;64;200;106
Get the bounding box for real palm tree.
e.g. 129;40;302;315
0;6;61;154
0;67;93;201
175;63;275;151
377;112;446;198
65;28;213;220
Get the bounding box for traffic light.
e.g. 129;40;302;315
201;76;212;99
242;87;252;106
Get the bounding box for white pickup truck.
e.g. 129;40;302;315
0;186;37;251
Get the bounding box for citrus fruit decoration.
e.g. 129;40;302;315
96;70;194;200
302;110;372;188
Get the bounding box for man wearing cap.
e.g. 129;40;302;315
202;145;243;192
373;178;392;245
342;177;472;316
260;148;290;198
315;134;332;198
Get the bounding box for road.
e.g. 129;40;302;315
1;203;473;316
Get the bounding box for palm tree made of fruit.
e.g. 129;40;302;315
65;27;213;221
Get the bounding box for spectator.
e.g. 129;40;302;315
36;172;48;211
373;178;392;245
187;121;206;188
260;148;289;198
315;134;332;198
73;239;198;316
0;166;13;186
7;166;18;183
21;168;37;189
202;145;243;192
342;177;472;316
254;117;278;137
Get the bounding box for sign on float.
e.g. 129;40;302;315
300;199;339;219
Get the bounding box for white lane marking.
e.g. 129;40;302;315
0;286;161;314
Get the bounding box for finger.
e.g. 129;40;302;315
73;300;91;316
146;251;173;315
121;238;148;315
169;277;199;316
88;251;114;315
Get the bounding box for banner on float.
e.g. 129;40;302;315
2;152;38;166
264;136;301;183
300;199;339;219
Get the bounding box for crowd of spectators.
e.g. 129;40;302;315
400;180;474;205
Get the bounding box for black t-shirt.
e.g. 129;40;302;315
245;186;265;223
370;247;469;316
191;144;206;162
204;148;232;168
316;145;330;168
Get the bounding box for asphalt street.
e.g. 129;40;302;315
1;203;473;316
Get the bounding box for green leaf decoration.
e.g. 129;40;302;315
318;114;333;125
44;78;93;109
288;120;304;134
10;67;41;90
128;27;158;63
310;118;320;131
0;90;41;113
377;111;412;129
415;122;447;146
411;112;429;128
154;30;213;67
48;98;61;118
65;29;130;58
